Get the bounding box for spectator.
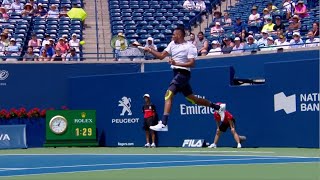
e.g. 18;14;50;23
283;0;295;19
69;33;80;52
261;37;277;51
188;33;197;46
0;41;5;57
275;34;290;49
305;31;320;47
66;47;80;61
262;8;272;24
21;3;34;17
289;32;304;48
221;37;234;54
211;22;224;37
144;37;157;60
311;22;319;36
294;1;309;18
212;11;223;24
55;37;70;55
233;17;246;39
257;30;269;47
41;34;51;47
51;48;65;61
222;13;232;27
0;7;9;21
62;34;69;46
35;3;47;17
195;31;209;56
28;34;41;50
10;0;23;14
1;0;13;9
262;16;275;32
287;15;301;32
195;0;206;11
248;6;261;26
231;37;244;54
246;31;258;43
41;42;55;58
183;0;195;10
23;46;38;61
267;2;278;13
207;41;222;56
39;48;49;61
273;16;285;33
114;32;128;61
243;35;259;52
0;33;9;47
59;5;69;18
28;0;37;10
5;38;21;56
47;4;59;19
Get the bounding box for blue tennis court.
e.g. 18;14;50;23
0;153;318;178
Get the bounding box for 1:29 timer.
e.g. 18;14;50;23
75;128;93;136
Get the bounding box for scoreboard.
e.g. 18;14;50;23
44;110;98;147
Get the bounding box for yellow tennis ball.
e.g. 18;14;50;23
79;40;85;45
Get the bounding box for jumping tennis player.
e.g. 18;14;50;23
208;105;244;148
144;27;226;131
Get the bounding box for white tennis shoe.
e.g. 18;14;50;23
208;143;217;148
150;121;168;132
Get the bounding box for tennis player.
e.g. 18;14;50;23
208;106;244;148
144;27;226;131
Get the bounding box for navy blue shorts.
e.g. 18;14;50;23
168;69;193;97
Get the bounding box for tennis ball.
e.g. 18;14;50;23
79;40;85;45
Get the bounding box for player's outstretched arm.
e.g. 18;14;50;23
145;47;169;60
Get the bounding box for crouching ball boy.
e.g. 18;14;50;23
208;107;246;148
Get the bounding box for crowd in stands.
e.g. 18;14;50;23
115;0;318;60
0;0;83;61
194;0;319;56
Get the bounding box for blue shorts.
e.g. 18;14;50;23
168;69;193;97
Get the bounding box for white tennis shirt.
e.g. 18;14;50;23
164;41;198;71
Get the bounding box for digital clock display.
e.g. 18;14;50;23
75;127;93;137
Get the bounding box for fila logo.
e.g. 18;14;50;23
182;139;205;148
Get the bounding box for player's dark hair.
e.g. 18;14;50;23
190;32;195;36
175;26;186;37
198;31;204;35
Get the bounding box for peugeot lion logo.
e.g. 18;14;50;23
0;70;9;80
118;96;132;116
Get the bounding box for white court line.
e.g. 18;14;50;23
0;157;283;172
0;153;317;159
175;150;275;154
1;161;318;178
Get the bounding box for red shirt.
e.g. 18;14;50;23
142;104;156;118
213;110;234;124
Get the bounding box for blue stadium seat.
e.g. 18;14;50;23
133;16;143;21
136;29;148;35
150;20;160;26
122;9;132;13
112;21;123;26
132;12;142;17
137;21;148;26
133;9;144;13
148;29;160;35
124;20;135;26
155;25;166;30
145;9;156;13
157;9;167;13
